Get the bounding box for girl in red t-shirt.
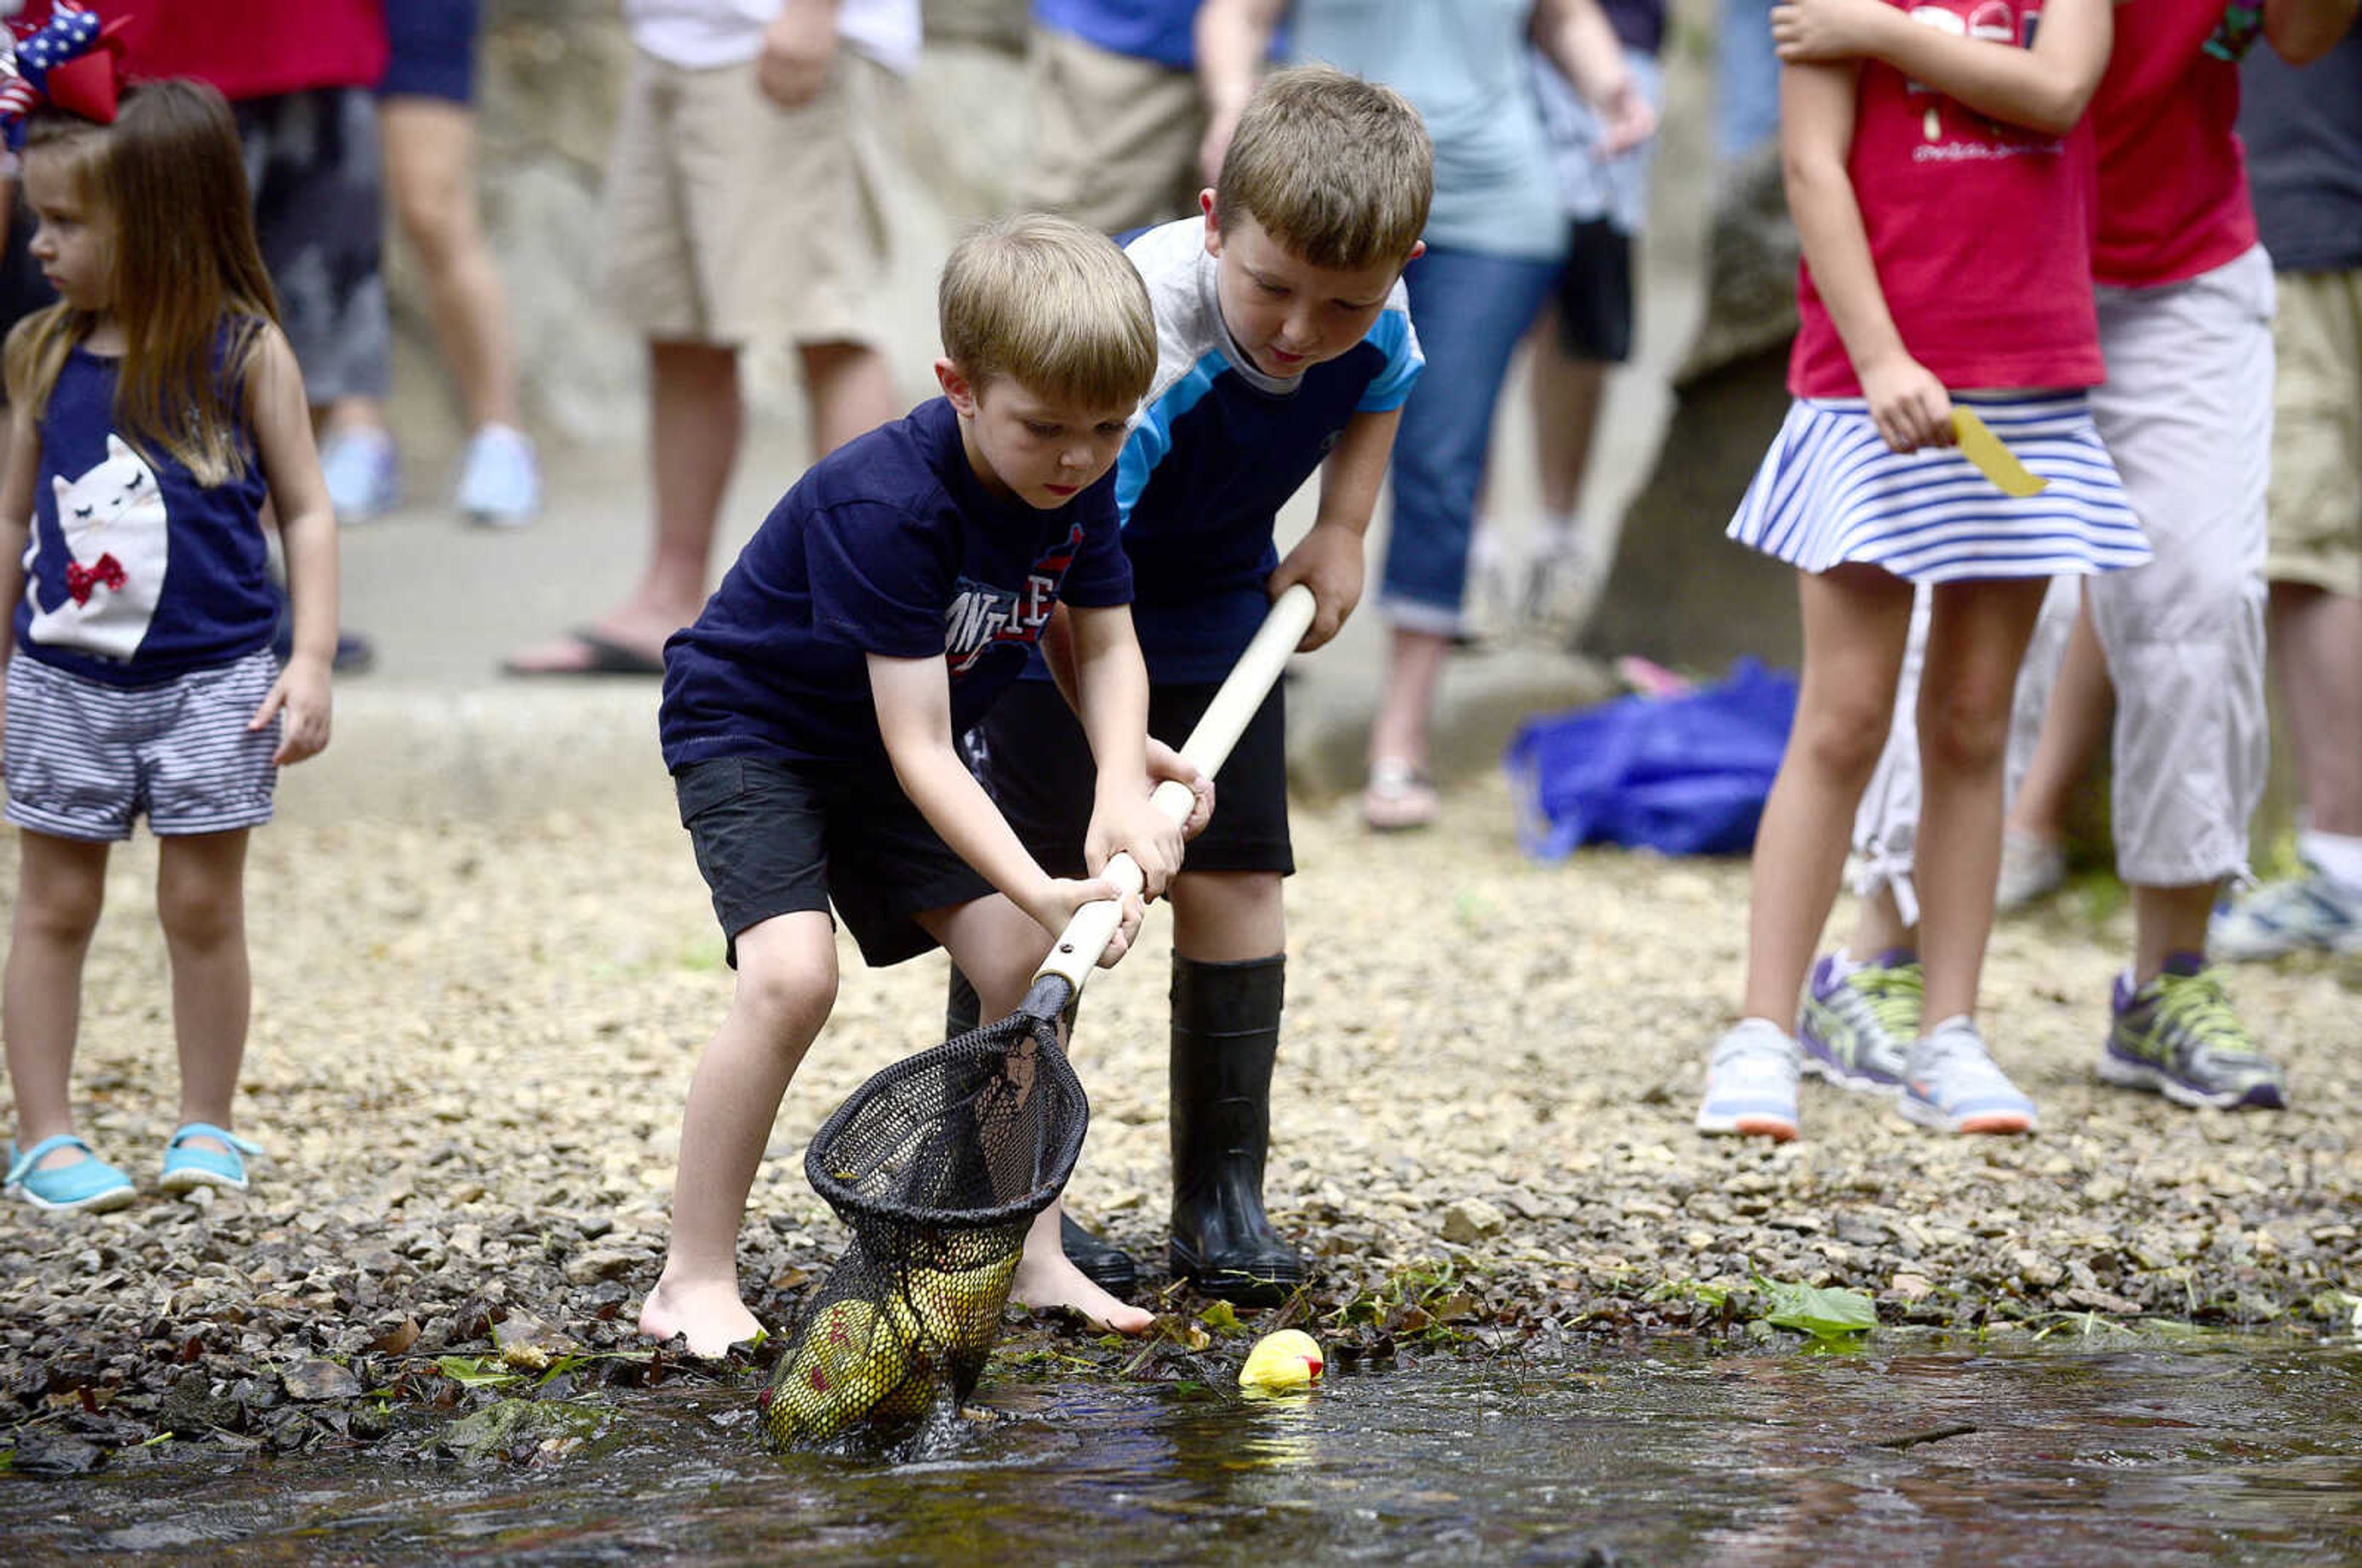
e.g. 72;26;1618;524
1698;0;2133;1143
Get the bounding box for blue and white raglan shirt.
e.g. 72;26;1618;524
659;397;1134;771
1088;217;1422;683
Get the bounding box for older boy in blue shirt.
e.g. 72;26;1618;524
645;216;1200;1355
954;66;1433;1303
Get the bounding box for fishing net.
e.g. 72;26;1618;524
761;984;1088;1452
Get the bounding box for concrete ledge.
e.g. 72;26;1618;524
289;645;1616;824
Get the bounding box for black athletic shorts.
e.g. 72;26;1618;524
674;755;992;969
965;677;1294;879
1554;216;1636;364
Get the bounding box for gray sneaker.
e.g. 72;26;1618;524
1899;1017;2037;1135
1696;1019;1801;1140
1798;950;1918;1094
2100;959;2286;1110
1995;830;2066;913
2208;871;2362;961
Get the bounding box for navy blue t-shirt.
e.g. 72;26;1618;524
2240;24;2362;273
15;343;275;686
1033;218;1420;685
659;397;1134;770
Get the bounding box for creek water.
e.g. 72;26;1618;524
7;1331;2358;1564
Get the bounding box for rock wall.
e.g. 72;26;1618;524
1582;145;1802;671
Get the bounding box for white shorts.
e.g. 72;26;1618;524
4;648;280;841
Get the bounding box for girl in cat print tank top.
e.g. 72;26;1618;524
0;79;339;1211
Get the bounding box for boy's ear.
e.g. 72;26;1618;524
1199;188;1223;258
935;356;979;418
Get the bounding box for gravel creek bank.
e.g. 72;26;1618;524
3;770;2357;1474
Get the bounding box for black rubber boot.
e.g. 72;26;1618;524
1167;953;1304;1304
1059;1213;1139;1296
947;963;1136;1294
944;962;982;1040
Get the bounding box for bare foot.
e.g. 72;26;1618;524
638;1276;764;1357
1011;1251;1155;1335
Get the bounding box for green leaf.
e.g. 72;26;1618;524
1757;1279;1877;1340
1197;1301;1245;1335
435;1355;525;1388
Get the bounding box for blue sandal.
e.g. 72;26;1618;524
4;1134;136;1212
159;1123;263;1194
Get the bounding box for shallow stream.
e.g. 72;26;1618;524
7;1332;2358;1564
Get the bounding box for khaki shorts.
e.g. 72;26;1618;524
602;47;897;348
1017;24;1204;235
2267;267;2362;597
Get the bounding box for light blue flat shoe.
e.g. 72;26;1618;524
159;1123;263;1194
5;1134;136;1212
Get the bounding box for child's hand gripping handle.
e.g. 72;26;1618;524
1035;585;1319;992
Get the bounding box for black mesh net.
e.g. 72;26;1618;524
761;984;1088;1452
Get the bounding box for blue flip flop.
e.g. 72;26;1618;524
4;1134;136;1212
159;1123;263;1194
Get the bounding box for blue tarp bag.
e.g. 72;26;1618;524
1503;658;1800;859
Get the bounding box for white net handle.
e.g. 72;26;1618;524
1036;584;1318;990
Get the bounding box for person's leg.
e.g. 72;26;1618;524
3;831;109;1168
276;89;397;520
1366;246;1561;821
504;338;740;672
2089;250;2284;1108
641;910;838;1355
2274;583;2362;840
2214;269;2362;954
1703;565;1915;1139
930;894;1154;1335
797;338;897;458
1914;579;2051;1024
380;95;541;525
1740;565;1917;1024
1363;629;1450;826
1530;320;1606;523
1896;578;2050;1135
1805;591;1931;1097
2090;258;2272;979
1995;592;2111;904
1166;871;1299;1302
381;97;519;431
767;54;898;460
154;832;252;1155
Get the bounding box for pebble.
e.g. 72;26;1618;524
1;779;2355;1462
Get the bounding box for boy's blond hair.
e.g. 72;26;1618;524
940;214;1157;410
1214;65;1433;273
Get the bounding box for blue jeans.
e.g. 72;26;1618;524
1717;0;1781;165
1380;244;1561;634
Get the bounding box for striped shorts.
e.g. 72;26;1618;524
1727;392;2150;583
4;648;280;841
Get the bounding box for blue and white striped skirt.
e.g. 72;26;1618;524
1726;392;2150;583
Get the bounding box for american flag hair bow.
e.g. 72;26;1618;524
1;3;131;153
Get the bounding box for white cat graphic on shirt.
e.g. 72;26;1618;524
25;434;169;663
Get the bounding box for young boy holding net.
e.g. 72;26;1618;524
644;215;1207;1355
950;65;1433;1303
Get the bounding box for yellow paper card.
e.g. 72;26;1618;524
1952;407;2047;498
